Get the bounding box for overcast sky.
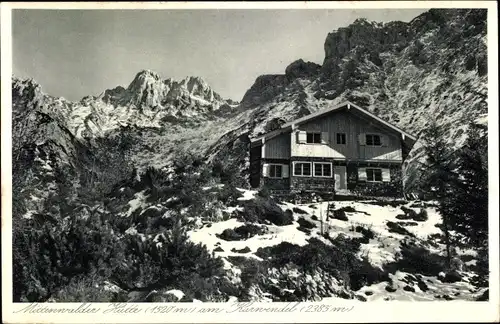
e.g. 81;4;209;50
12;9;428;102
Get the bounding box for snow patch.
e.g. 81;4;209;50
125;191;148;217
165;289;185;301
236;188;258;201
202;184;225;191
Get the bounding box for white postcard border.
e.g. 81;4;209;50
1;1;498;323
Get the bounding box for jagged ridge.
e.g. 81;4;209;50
12;70;235;139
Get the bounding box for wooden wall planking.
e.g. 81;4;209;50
262;109;403;161
264;132;291;158
290;109;403;161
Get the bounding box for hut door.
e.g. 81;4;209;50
334;166;347;190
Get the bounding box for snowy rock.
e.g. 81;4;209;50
226;296;238;303
125;227;138;235
164;289;185;301
12;69;229;142
103;281;125;294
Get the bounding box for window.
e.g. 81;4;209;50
366;168;382;182
336;133;346;144
293;162;312;176
366;134;381;146
313;163;332;177
306;132;322;144
269;164;282;178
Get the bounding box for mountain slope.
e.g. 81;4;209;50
12;71;243;171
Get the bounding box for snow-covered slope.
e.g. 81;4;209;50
12;70;243;174
187;189;486;302
106;183;487;302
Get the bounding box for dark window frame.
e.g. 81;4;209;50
366;134;382;146
306;132;322;144
313;162;333;178
336;133;346;145
366;168;383;182
293;162;312;177
268;164;283;179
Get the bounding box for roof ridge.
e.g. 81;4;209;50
251;101;417;143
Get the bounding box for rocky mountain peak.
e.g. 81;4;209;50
12;77;47;115
352;17;381;28
285;59;322;80
119;69;169;107
323;17;410;65
233;8;487;190
182;75;207;87
128;69;162;89
177;76;223;102
106;70;225;108
13;77;43;100
138;69;161;78
101;86;127;104
240;60;322;108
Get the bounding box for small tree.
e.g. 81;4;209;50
419;120;457;268
446;123;488;248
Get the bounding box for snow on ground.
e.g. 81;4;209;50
186;188;486;302
474;114;488;126
202;184;225;191
236;188;258;201
284;200;443;267
188;218;310;260
224;206;244;214
191;192;439;263
22;210;35;219
355;271;484;301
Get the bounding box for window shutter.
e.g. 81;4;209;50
282;165;289;178
321;132;329;144
297;131;307;144
382;168;390;182
262;164;270;177
358;133;366;145
358;167;367;181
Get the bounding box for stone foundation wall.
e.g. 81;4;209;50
263;177;290;190
290;176;335;193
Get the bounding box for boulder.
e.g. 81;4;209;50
439;271;462;283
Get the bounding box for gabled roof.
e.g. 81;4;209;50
251;101;417;146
